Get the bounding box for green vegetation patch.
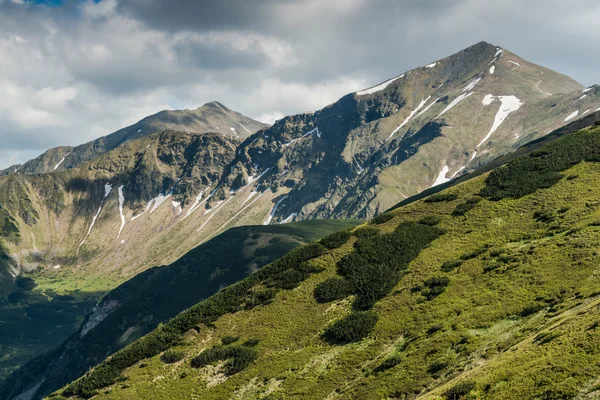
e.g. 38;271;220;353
452;196;482;216
190;345;258;375
323;311;378;343
337;222;444;309
314;276;355;303
319;230;352;250
424;193;458;203
481;128;600;200
62;242;327;398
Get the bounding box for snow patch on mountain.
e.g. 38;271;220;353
171;201;182;215
437;92;474;118
281;213;297;224
508;60;520;66
150;192;172;213
462;77;482;92
565;110;579;122
264;195;287;225
478;95;523;148
425;62;437;68
415;97;441;119
356;74;404;96
388;97;431;140
431;165;450;187
117;185;126;238
53;152;71;171
104;184;113;198
489;65;495;74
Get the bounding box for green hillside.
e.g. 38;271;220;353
50;119;600;399
0;219;357;399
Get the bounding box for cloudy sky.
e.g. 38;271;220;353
0;0;598;168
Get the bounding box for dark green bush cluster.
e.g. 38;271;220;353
424;193;458;203
337;222;444;309
452;197;482;216
190;345;258;375
419;216;441;226
324;311;378;343
483;263;501;273
480;129;600;200
242;338;260;347
534;331;562;345
320;230;352;249
426;323;443;335
533;210;555;223
161;349;184;364
459;246;488;261
375;354;402;373
221;336;239;345
422;276;450;300
63;242;326;397
244;287;278;309
314;277;355;303
371;212;395;225
444;380;476;399
269;261;323;290
520;303;544;317
441;260;461;272
353;226;380;238
427;359;448;375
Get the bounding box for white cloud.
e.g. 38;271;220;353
0;0;598;169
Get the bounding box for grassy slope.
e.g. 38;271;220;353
0;219;358;398
53;122;600;400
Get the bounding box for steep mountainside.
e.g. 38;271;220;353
0;219;356;400
0;101;267;176
203;41;598;223
52;118;600;400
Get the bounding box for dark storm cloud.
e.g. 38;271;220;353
115;0;284;32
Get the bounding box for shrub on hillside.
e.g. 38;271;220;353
480;129;600;200
221;336;239;345
419;216;441;226
324;311;378;343
424;193;458;203
375;354;402;373
371;212;395;225
443;380;476;399
314;277;355;303
353;226;380;238
161;349;184;364
242;338;260;347
190;345;258;375
459;246;488;260
452;197;482;216
441;260;461;272
320;230;352;249
337;222;445;308
422;276;450;300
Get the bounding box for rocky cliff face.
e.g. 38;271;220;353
0;101;268;176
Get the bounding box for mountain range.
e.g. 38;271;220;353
0;41;599;399
39;112;600;400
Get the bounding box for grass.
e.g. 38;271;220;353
48;125;600;399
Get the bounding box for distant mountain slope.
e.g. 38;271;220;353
0;101;267;176
51;118;600;400
205;41;598;223
0;219;357;400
